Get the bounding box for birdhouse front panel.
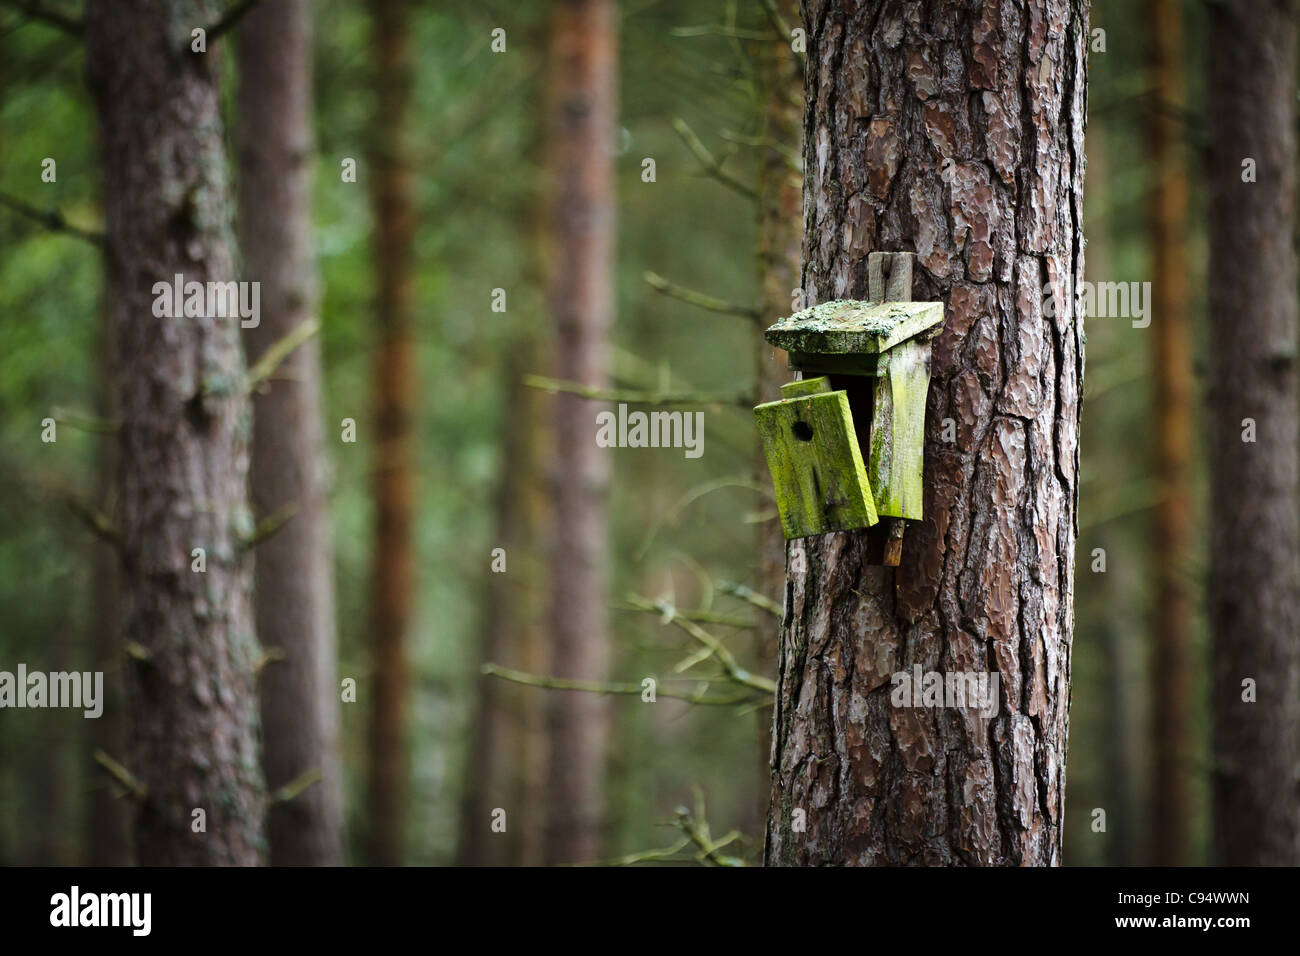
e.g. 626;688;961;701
754;377;878;540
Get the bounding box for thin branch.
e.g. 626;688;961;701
757;0;805;73
643;270;759;319
268;767;322;806
523;374;752;408
670;24;770;41
93;749;147;799
481;663;760;707
0;191;103;246
717;580;782;618
613;600;755;630
672;117;757;200
245;318;319;394
0;0;83;37
66;496;121;546
51;405;120;434
625;594;776;696
240;500;299;550
203;0;260;45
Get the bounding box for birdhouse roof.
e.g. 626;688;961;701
765;299;944;355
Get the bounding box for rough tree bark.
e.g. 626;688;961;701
365;0;418;867
1206;0;1299;868
85;0;265;865
1144;0;1192;867
766;0;1086;866
544;0;616;865
237;0;343;866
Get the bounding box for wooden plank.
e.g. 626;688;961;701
868;337;930;520
780;376;833;398
765;299;943;356
868;251;913;303
754;390;878;539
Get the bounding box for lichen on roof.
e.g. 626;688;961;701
765;298;945;355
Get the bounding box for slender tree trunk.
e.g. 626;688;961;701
766;0;1087;866
457;337;548;867
1081;115;1141;867
544;0;616;865
1144;0;1193;868
85;0;264;866
88;303;131;866
237;0;343;866
1206;0;1300;867
365;0;418;867
752;2;804;833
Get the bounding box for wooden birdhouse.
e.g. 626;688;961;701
754;252;944;564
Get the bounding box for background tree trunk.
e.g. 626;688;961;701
365;0;418;867
85;0;264;866
766;0;1087;866
1206;0;1300;868
237;0;343;866
88;303;131;866
457;337;548;867
1144;0;1193;868
544;0;617;865
751;0;804;834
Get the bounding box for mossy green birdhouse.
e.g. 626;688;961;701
754;252;944;561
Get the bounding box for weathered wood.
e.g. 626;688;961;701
869;337;930;521
780;376;832;398
766;299;943;356
755;390;878;539
868;251;914;304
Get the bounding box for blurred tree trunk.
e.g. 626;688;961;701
237;0;343;866
365;0;417;866
1206;0;1300;867
88;304;131;866
544;0;616;865
751;0;803;832
766;0;1086;866
1144;0;1193;868
1082;116;1141;867
457;338;548;866
85;0;264;865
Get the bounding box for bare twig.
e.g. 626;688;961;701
481;662;760;707
241;500;299;550
0;191;103;246
245;318;319;394
718;580;782;618
51;406;120;434
0;0;82;36
66;497;121;546
625;594;776;696
93;749;147;799
268;767;322;806
643;270;759;319
671;117;757;200
523;374;752;408
202;0;260;45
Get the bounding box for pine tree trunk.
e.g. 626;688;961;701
544;0;617;865
85;0;265;866
1206;0;1300;867
766;0;1087;866
1144;0;1193;867
365;0;418;867
237;0;343;867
